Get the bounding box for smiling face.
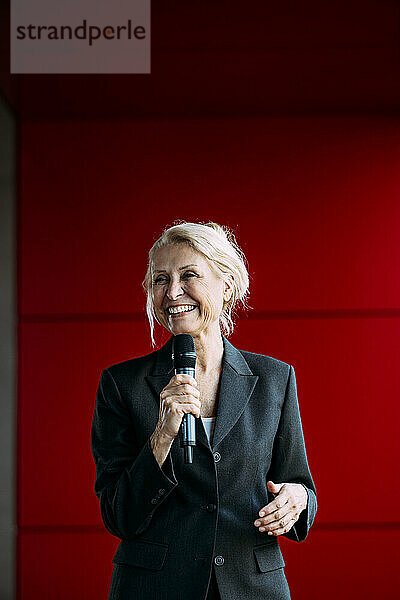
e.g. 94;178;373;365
151;243;232;338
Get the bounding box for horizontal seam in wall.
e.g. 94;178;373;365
19;308;400;324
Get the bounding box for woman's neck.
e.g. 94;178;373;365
192;326;224;374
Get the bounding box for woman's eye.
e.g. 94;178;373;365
153;272;197;285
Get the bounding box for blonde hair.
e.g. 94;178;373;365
143;221;250;346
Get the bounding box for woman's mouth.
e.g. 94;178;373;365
167;304;198;317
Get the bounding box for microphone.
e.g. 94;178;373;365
172;334;197;464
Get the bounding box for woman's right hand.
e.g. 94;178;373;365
150;374;201;466
156;374;201;441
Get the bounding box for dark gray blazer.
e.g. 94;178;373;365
91;335;317;600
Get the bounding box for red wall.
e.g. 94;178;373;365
18;116;400;598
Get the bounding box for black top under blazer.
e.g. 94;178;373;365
91;335;317;600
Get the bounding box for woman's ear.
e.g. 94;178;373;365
223;280;234;302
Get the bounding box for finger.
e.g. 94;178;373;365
257;490;290;518
267;480;283;494
170;401;201;418
163;383;200;398
164;394;201;410
267;517;297;537
264;510;296;532
160;394;201;408
176;383;200;397
171;374;198;387
254;501;291;527
183;403;201;417
259;510;298;533
256;513;291;533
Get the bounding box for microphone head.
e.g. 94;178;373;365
172;334;196;369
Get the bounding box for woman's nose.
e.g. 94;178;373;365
166;278;184;300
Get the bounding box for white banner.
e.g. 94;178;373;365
11;0;150;73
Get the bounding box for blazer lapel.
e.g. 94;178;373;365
146;374;173;405
145;336;174;410
212;337;258;449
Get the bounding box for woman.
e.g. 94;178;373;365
91;221;317;600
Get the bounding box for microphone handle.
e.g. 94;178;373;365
175;367;196;464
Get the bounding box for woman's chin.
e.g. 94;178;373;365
170;322;199;336
168;314;202;336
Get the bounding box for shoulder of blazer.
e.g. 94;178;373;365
102;349;160;383
239;349;291;382
102;336;174;384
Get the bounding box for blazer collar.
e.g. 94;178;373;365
145;335;258;450
149;334;253;376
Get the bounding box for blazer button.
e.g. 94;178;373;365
150;498;158;504
158;488;165;495
214;555;224;566
213;451;221;462
206;503;216;512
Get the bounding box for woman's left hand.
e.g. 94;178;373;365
254;480;308;536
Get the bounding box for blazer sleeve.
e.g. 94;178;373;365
267;364;317;543
91;368;178;540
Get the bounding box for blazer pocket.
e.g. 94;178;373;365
112;539;169;571
253;542;286;573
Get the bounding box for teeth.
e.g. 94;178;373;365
168;305;197;315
